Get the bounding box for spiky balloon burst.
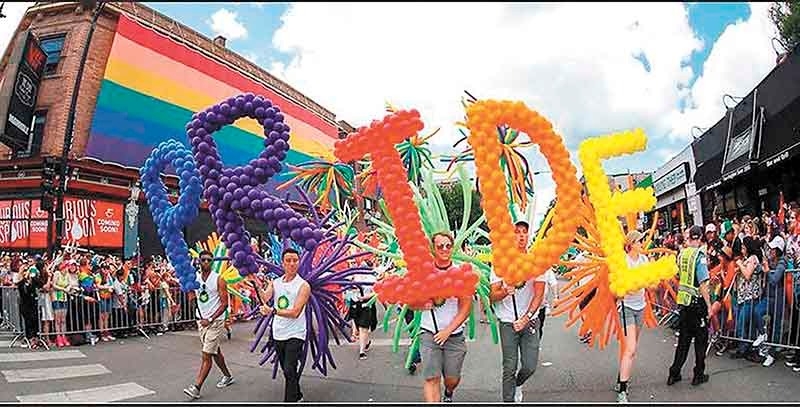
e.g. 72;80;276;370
276;160;356;212
250;186;372;378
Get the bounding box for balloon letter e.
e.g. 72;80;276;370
577;129;677;297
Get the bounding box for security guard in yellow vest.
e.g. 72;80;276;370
668;225;712;387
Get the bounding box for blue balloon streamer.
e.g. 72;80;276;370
140;140;203;292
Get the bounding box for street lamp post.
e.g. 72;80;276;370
52;0;104;254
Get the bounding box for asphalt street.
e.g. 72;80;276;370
2;306;800;403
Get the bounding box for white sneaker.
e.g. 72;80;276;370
514;386;523;403
753;333;767;347
616;391;629;403
216;375;235;388
762;354;775;367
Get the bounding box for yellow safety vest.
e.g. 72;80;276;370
677;247;701;306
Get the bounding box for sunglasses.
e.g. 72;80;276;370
435;243;453;250
200;258;213;263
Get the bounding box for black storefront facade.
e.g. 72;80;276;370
692;49;800;222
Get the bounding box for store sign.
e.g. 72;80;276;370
63;198;124;247
0;31;46;155
653;162;689;196
0;198;123;249
725;126;753;165
0;199;49;248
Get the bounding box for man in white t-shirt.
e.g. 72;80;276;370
489;221;546;403
419;232;472;403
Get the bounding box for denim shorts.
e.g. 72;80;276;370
99;298;113;313
619;306;644;330
52;301;67;311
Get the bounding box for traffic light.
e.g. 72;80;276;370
40;156;59;211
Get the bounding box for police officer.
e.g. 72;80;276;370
667;225;712;386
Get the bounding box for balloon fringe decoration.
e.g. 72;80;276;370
276;160;355;211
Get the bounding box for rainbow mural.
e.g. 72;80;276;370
87;14;339;186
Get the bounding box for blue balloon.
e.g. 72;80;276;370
140;139;201;292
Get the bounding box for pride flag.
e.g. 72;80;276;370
87;14;339;185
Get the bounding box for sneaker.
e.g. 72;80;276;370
785;359;797;367
763;354;775;367
514;386;523;403
408;363;417;375
183;384;201;399
89;336;98;346
616;391;629;403
365;340;372;352
359;352;367;360
101;336;110;342
793;365;800;373
107;335;116;341
691;374;709;386
441;394;453;403
216;375;235;388
753;333;767;347
667;374;682;386
715;348;726;357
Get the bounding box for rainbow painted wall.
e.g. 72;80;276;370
87;14;338;184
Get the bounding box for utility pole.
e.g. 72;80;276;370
52;0;104;254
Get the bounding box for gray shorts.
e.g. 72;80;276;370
420;331;467;380
619;306;644;330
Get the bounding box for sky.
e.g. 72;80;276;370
0;2;781;225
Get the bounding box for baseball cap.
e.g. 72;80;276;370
625;230;645;246
768;235;786;252
705;224;717;233
688;225;704;239
719;220;734;237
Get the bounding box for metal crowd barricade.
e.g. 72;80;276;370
1;286;23;344
717;267;800;354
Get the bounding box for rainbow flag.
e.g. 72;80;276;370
87;14;339;185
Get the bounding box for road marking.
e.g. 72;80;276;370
0;350;85;363
348;338;411;347
2;363;110;383
17;382;155;403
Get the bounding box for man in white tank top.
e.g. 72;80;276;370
183;251;235;400
489;221;546;403
258;248;311;403
419;232;472;403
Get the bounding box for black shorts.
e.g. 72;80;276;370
351;302;377;331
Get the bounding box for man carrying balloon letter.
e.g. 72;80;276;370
259;248;311;402
668;225;712;387
420;232;472;403
489;221;546;403
184;250;235;400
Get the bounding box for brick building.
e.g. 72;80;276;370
0;2;351;255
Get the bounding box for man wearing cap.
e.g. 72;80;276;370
668;225;712;386
760;235;788;367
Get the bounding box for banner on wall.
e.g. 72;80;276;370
0;198;124;249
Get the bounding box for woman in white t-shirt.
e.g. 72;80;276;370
615;230;649;403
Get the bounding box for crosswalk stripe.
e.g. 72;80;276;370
0;350;85;363
16;382;155;403
2;363;110;383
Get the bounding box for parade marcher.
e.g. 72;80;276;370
489;221;546;403
668;225;712;387
184;250;235;400
259;248;311;403
420;232;472;403
615;230;649;403
539;266;559;342
352;260;378;360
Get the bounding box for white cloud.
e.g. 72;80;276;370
243;51;259;64
665;2;777;141
266;2;777;223
207;8;248;40
0;2;35;59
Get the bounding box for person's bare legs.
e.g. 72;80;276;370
423;377;441;402
195;352;213;389
443;376;460;397
213;348;232;377
359;327;370;354
618;324;639;386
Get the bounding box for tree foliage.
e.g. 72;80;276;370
437;181;488;244
770;1;800;52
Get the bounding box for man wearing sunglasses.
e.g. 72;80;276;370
420;232;472;403
489;221;546;403
184;251;235;400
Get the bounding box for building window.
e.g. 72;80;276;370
40;34;66;76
